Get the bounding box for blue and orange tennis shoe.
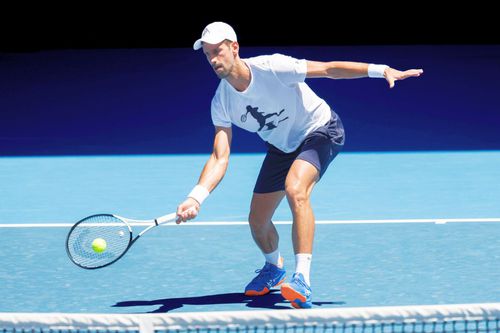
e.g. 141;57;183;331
244;258;286;296
281;272;312;309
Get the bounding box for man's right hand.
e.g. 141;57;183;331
176;198;200;224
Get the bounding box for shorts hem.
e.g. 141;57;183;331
295;156;321;176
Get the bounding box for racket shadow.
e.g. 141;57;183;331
112;290;344;313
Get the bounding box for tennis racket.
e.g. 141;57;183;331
66;212;176;269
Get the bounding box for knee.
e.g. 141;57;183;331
248;210;270;229
285;182;308;208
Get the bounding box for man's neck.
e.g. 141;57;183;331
226;58;251;92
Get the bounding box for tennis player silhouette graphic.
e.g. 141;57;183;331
241;105;288;131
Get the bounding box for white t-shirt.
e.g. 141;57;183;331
211;53;332;153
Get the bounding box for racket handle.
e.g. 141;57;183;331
156;212;177;224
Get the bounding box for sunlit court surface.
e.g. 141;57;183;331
1;25;500;333
1;153;499;320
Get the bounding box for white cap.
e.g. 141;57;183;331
193;22;237;50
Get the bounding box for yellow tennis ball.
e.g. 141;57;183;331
92;238;107;253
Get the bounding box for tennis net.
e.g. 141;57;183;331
1;303;499;333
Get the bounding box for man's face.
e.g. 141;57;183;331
202;40;236;79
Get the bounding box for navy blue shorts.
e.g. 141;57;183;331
254;110;345;194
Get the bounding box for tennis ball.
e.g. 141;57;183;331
92;238;107;253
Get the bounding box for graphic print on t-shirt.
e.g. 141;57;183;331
241;105;289;131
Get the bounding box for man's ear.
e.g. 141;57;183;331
231;41;239;56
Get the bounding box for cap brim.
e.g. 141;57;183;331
193;36;229;51
193;39;203;50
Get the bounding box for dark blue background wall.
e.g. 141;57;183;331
1;45;499;155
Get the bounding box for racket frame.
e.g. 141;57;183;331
66;212;176;269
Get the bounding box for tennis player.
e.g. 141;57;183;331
176;22;423;308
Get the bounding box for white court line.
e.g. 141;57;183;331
1;217;500;228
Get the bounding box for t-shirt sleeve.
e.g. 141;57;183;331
211;94;232;128
269;53;307;87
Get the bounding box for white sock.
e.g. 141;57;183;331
263;248;282;267
295;253;312;286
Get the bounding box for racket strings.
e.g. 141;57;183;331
67;215;131;269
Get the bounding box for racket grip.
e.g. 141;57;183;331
156;212;177;224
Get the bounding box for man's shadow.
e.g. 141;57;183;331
113;290;345;313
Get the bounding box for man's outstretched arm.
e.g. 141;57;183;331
306;61;423;88
176;126;232;223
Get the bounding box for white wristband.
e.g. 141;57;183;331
368;64;388;78
188;185;210;205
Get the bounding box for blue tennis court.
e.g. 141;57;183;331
1;151;499;313
1;42;500;333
